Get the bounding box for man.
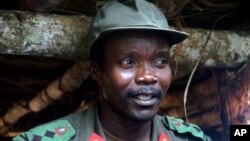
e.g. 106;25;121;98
13;0;211;141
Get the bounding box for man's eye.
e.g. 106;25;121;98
120;59;135;68
154;58;168;68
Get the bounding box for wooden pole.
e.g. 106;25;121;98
0;10;91;60
0;61;89;135
0;10;249;66
216;62;250;141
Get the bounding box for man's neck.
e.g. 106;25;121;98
99;104;152;141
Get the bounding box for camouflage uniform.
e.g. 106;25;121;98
13;103;211;141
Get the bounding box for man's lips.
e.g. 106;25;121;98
126;87;163;106
132;93;158;101
129;91;162;106
131;93;158;106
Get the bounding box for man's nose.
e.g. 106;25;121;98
135;63;158;84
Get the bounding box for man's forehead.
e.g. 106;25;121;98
105;32;171;55
107;30;170;46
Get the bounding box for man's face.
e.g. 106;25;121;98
91;31;172;122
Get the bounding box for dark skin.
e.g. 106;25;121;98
90;31;172;141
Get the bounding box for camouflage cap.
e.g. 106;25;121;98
86;0;189;57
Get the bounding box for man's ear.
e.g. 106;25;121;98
90;61;102;82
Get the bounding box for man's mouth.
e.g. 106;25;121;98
133;94;155;101
127;87;163;106
131;93;159;106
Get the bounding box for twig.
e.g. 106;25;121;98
0;78;38;94
199;0;240;9
183;59;200;123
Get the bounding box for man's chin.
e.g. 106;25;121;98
130;112;157;123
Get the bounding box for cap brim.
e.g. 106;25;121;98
100;26;189;46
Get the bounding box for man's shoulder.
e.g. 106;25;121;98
12;119;76;141
157;115;211;141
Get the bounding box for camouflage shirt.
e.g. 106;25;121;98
13;103;211;141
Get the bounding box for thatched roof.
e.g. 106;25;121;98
1;0;249;30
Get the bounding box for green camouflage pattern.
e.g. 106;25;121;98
12;104;211;141
13;120;75;141
163;115;210;141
